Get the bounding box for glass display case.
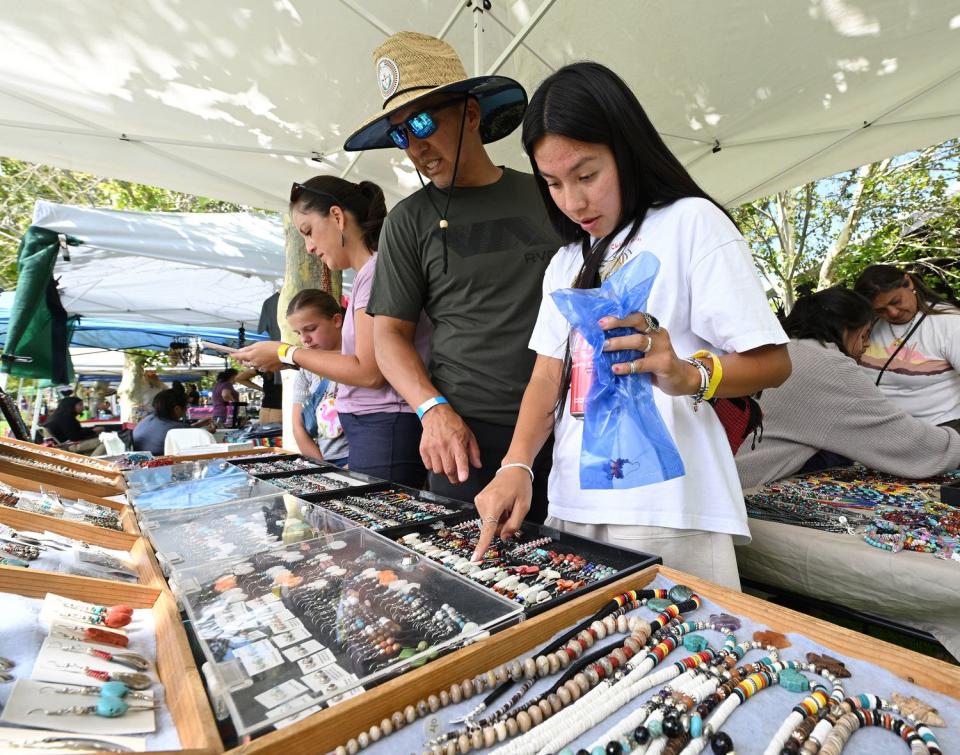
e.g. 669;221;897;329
171;528;522;737
139;493;356;575
125;460;281;518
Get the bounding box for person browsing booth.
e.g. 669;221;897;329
342;32;560;519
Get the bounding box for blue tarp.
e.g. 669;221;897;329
0;295;268;353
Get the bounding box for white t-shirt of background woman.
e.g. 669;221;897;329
859;304;960;425
529;198;788;542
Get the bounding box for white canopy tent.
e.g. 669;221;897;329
28;200;283;330
1;2;959;211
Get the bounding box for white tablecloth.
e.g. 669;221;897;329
736;519;960;660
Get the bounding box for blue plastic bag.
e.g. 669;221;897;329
550;252;685;489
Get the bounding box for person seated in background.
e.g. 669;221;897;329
736;287;960;490
854;263;960;432
43;396;104;454
132;389;213;456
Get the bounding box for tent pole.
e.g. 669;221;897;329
486;0;556;76
337;0;394;36
30;384;43;439
436;1;467;39
473;2;484;76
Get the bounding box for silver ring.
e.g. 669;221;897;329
629;361;638;375
481;515;498;526
641;312;661;334
644;335;654;352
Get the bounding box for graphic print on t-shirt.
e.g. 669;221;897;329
860;343;952;377
436;216;556;260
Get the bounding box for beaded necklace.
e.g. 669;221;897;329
494;596;704;755
582;635;757;754
819;708;941;755
762;662;846;755
331;587;673;755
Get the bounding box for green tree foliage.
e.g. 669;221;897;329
0;157;255;290
733;138;960;312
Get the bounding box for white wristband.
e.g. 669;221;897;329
496;462;534;482
278;344;299;366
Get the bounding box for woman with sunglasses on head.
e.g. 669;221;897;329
854;264;960;432
735;287;960;490
472;62;792;589
234;176;430;487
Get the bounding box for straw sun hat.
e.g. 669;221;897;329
343;31;527;152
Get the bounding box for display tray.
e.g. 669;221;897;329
231;563;960;755
247;465;382;496
0;506;152;583
125;460;281;519
0;455;126;497
139;493;356;576
298;483;469;536
1;472;140;537
228;454;329;476
390;514;661;617
171;528;522;738
0;566;222;753
0;436;121;475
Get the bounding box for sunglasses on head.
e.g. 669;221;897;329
289;182;341;206
386;97;465;150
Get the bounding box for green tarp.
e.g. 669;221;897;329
0;226;80;383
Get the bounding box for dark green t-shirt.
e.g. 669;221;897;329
367;168;560;426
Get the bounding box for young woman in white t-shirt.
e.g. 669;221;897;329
472;62;791;589
854;264;960;430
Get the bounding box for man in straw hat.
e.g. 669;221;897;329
344;31;558;521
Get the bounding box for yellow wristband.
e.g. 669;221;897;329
277;343;298;366
692;350;723;400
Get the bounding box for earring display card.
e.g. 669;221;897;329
1;679;156;735
140;493;353;576
31;636;154;689
0;726;147;752
173;528;521;736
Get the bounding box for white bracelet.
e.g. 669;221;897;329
496;462;534;482
277;344;299;366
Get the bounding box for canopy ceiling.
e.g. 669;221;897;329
29;200;283;330
1;2;958;210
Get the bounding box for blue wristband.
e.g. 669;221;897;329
416;396;449;420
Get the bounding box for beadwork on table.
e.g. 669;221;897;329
746;466;960;561
329;578;954;755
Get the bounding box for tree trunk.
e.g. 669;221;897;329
278;215;340;451
818;159;890;288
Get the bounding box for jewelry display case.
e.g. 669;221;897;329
139;493;354;575
2;437;957;755
240;463;382;497
125;461;281;520
169;528;523;738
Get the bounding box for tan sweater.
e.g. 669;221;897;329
735;339;960;490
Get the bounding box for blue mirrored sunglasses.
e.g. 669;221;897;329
386;98;464;150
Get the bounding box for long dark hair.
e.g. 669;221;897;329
291;176;387;250
782;287;873;357
521;61;735;418
52;396;83;416
215;368;238;384
854;264;959;316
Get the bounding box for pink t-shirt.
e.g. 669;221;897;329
335;254;432;415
